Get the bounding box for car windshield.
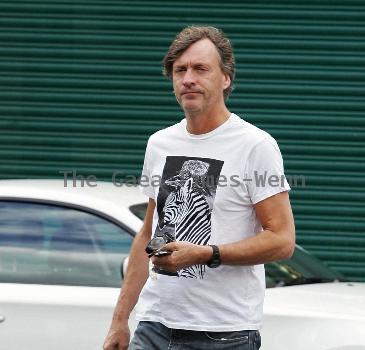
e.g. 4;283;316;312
129;203;345;287
265;246;345;287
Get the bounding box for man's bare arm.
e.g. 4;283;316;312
152;192;295;271
103;198;155;350
219;191;295;265
112;198;155;320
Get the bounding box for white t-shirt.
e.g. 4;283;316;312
136;113;290;331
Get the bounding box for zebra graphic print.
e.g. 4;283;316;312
162;177;211;279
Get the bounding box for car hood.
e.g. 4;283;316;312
264;282;365;320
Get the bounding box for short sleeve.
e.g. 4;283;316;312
139;139;155;199
244;137;291;204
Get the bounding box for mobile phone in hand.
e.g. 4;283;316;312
152;250;172;257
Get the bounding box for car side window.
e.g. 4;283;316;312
0;201;133;287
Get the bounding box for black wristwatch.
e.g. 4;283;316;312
207;245;221;268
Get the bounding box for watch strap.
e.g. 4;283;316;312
207;244;221;268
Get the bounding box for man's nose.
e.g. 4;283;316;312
182;68;196;86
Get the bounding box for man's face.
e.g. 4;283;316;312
172;38;230;114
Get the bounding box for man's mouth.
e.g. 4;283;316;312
181;91;202;96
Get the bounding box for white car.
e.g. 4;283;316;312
0;179;364;350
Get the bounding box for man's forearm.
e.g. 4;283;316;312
218;191;295;266
112;229;150;322
219;228;295;266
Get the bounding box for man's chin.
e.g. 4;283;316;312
181;103;202;114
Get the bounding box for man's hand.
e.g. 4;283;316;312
151;241;212;273
103;320;130;350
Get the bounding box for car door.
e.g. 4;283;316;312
0;200;134;350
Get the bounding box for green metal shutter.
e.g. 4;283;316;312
0;1;364;281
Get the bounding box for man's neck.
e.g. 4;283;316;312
185;106;231;135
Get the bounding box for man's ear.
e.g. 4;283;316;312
223;73;231;91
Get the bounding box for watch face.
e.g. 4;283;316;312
208;256;221;268
209;260;220;268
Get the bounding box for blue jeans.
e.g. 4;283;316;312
129;321;261;350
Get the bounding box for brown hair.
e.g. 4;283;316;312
162;26;235;99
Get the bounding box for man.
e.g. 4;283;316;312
104;26;295;350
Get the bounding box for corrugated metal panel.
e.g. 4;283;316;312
0;1;364;281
